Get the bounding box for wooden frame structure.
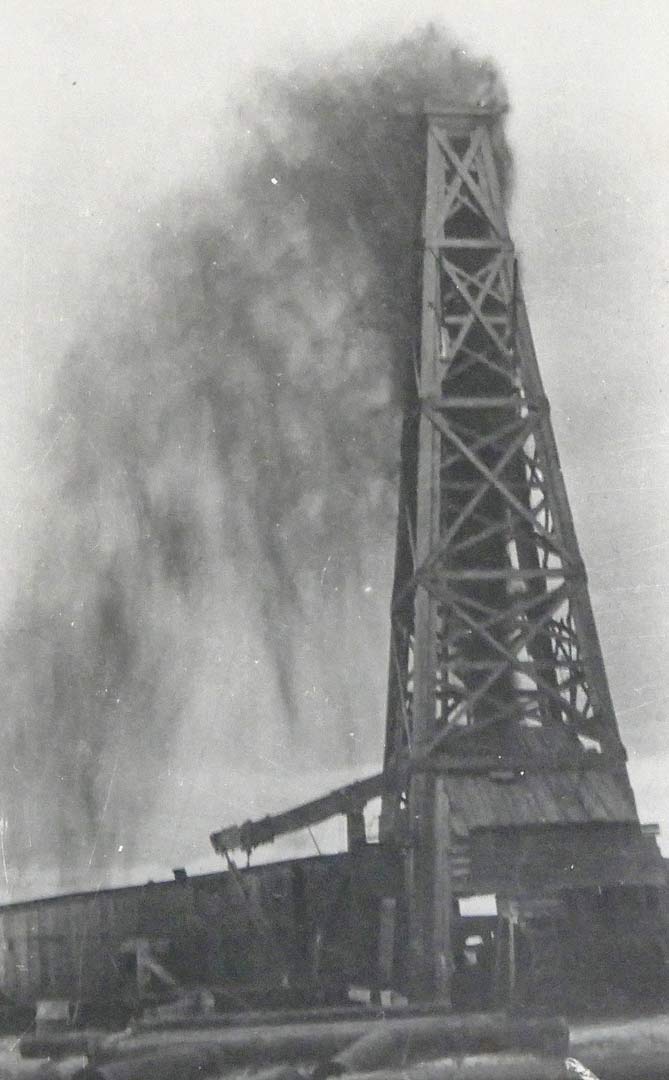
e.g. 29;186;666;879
381;104;632;998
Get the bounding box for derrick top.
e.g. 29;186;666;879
397;101;508;129
423;100;508;118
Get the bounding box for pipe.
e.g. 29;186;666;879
313;1015;568;1075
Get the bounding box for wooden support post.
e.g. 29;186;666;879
406;774;453;1002
493;917;506;1007
378;898;397;990
432;776;453;1001
508;919;517;1007
405;107;451;1005
347;811;367;853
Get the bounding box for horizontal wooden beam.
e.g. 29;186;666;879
210;773;387;855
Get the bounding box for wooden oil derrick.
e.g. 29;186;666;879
380;104;643;1000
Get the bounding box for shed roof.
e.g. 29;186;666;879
446;767;638;832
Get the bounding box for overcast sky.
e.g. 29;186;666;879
2;1;669;869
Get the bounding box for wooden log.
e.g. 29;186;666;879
314;1014;569;1074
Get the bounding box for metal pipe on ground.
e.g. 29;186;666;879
72;1047;220;1080
25;1019;381;1069
132;1001;453;1033
312;1014;569;1075
87;1013;568;1070
89;1025;362;1068
75;1056;302;1080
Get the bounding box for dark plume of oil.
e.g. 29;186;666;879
0;26;510;895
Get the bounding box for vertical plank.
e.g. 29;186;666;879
432;775;452;1001
406;109;447;1003
377;897;397;989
